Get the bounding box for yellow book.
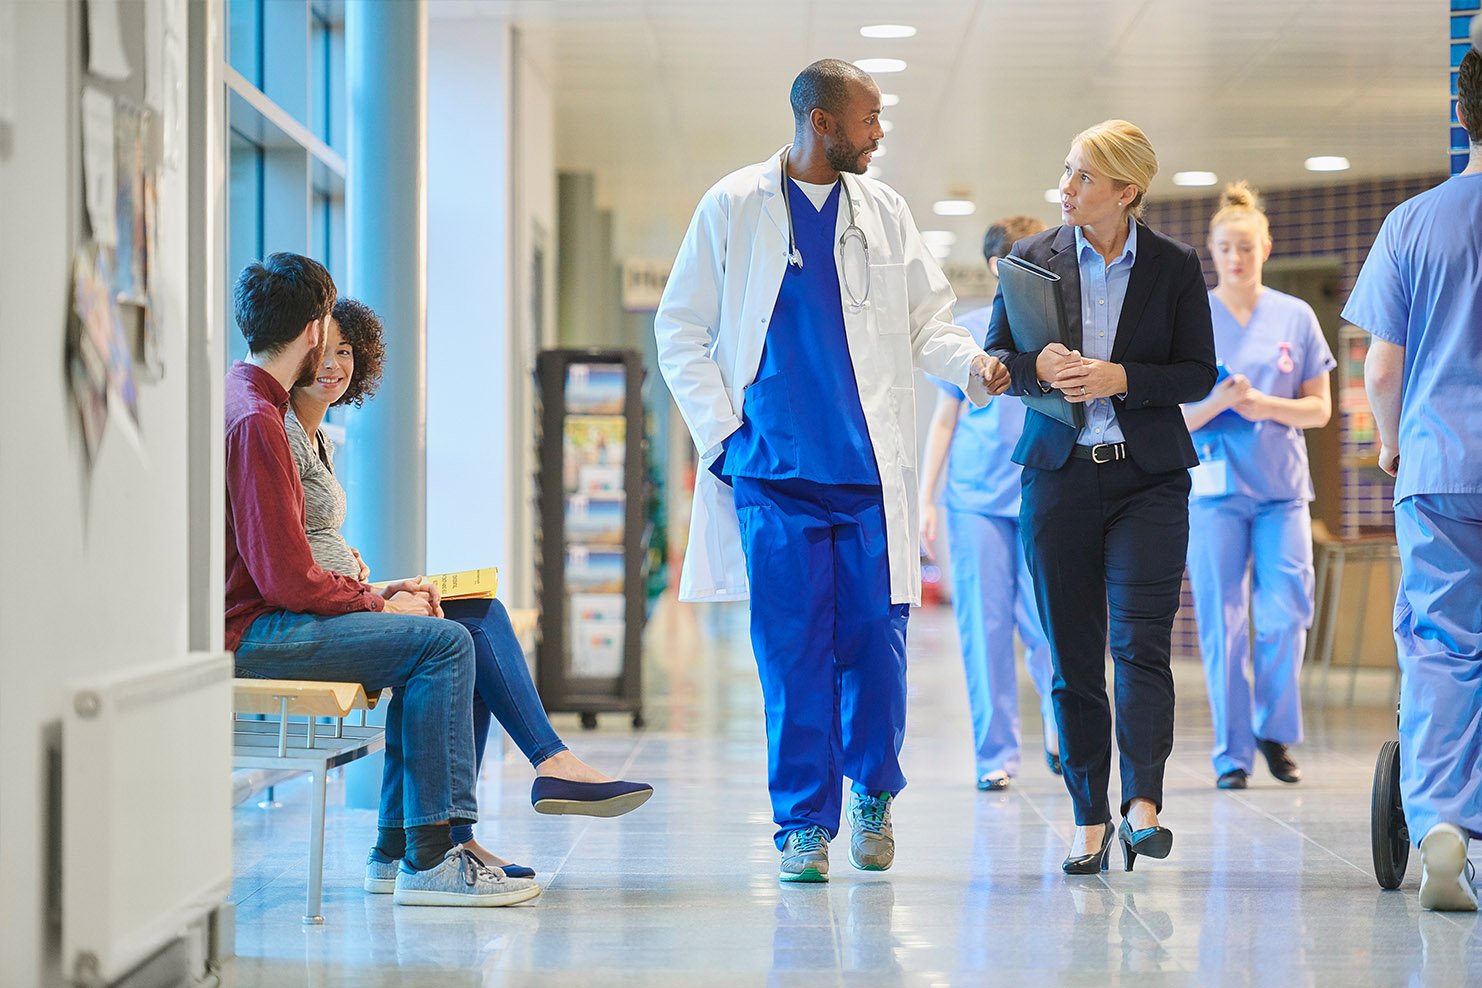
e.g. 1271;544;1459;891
372;567;499;601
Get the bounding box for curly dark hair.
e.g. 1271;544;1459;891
330;297;386;407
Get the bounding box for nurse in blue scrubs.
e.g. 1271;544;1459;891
1181;183;1334;790
919;215;1058;792
1343;47;1482;913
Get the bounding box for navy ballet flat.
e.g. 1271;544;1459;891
530;777;654;818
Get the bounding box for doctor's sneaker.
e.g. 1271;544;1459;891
779;825;831;883
1419;823;1478;912
392;845;542;907
847;791;895;872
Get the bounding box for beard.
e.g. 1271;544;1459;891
293;333;326;389
824;133;873;175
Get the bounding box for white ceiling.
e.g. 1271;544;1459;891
434;0;1450;263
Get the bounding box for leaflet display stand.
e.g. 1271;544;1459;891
535;349;648;728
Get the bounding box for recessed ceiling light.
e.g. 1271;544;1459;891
880;93;900;107
860;24;917;39
1172;171;1219;187
927;243;952;260
921;230;957;247
933;200;976;216
870;144;886;157
1304;155;1350;172
880;119;894;133
854;58;907;74
1044;188;1061;204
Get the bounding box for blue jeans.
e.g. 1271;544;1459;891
234;610;478;828
442;597;567;771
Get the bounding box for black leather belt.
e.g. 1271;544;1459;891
1072;442;1128;464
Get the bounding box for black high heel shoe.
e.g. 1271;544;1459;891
1062;819;1115;875
1118;818;1174;872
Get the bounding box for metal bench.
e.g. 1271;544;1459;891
231;679;387;924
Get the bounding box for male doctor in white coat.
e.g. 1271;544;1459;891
655;58;1010;883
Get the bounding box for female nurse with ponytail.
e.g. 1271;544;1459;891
1181;183;1335;791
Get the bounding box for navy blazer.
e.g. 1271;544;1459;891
984;222;1217;475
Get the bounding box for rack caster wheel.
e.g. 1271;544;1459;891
1372;738;1409;890
580;712;598;730
632;712;646;730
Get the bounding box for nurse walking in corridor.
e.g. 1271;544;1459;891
1180;183;1335;791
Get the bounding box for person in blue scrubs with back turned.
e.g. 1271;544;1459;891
1181;183;1334;791
655;60;1008;884
1343;47;1482;913
919;214;1059;792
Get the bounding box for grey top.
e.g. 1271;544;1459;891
285;409;358;578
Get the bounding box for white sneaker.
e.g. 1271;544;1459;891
392;845;542;907
1419;823;1478;912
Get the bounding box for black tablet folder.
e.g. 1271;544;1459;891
995;254;1085;429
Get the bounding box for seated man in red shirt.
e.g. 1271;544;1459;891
224;252;537;908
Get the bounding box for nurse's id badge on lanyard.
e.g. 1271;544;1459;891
1190;442;1230;498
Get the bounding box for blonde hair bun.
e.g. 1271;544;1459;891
1219;181;1259;211
1209;179;1270;242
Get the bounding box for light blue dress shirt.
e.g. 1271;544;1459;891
1073;218;1137;446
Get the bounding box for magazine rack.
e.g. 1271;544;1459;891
534;349;648;728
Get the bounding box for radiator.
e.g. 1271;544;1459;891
62;652;234;987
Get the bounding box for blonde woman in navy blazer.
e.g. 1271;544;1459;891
984;120;1216;876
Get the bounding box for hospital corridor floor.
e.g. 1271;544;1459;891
226;601;1482;987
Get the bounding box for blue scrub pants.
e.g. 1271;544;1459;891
1394;493;1482;846
1186;495;1312;775
946;509;1055;778
732;477;910;850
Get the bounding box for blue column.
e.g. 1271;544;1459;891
1453;5;1479;175
342;0;429;809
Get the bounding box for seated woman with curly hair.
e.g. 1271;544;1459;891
286;296;652;888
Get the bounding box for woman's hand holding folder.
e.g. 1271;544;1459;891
1039;342;1130;404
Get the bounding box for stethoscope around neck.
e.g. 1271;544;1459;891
779;146;872;311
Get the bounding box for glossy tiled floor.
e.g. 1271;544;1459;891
226;601;1482;987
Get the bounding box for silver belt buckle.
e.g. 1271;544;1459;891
1091;443;1120;465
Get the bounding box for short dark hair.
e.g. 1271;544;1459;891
790;59;874;130
1460;48;1482;144
982;215;1048;265
330;298;386;408
232;252;337;357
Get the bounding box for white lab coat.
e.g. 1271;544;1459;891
655;148;991;605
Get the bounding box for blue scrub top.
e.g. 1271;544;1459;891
935;305;1025;517
1191;288;1335;502
1342;172;1482;503
723;178;880;486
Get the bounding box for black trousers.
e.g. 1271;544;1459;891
1020;456;1191;825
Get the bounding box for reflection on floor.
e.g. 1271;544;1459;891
227;600;1482;987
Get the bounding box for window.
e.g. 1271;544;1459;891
222;0;346;367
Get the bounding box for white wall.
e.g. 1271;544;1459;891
427;12;556;605
0;1;219;984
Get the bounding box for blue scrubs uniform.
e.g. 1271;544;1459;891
1343;172;1482;845
1186;289;1335;776
724;178;907;849
938;306;1054;779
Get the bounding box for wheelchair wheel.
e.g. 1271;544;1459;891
1372;739;1409;890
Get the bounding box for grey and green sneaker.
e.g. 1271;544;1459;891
779;825;831;883
847;791;895;871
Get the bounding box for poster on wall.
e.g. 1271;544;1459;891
86;0;133;81
81;87;117;248
114;101;147;301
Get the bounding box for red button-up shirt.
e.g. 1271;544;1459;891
224;362;384;652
